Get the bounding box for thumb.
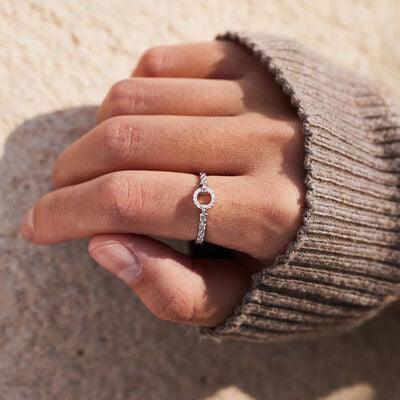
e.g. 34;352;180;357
88;234;252;327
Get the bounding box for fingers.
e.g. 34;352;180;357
53;115;257;188
22;171;196;244
21;169;285;259
97;77;247;123
132;41;256;79
88;234;251;327
21;171;253;252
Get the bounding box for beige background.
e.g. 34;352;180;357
1;1;400;399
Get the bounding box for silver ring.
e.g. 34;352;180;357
193;172;216;244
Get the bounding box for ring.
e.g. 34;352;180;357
193;172;216;244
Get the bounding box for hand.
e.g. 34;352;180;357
21;41;304;327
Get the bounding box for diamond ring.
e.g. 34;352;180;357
193;172;216;245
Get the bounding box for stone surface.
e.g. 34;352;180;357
1;1;400;399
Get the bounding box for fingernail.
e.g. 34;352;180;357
90;244;142;286
20;207;34;240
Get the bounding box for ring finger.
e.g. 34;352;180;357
22;171;258;254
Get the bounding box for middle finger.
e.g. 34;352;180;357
97;77;248;122
53;115;262;188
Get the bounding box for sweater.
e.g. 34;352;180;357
200;31;400;342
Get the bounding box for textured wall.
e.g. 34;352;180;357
1;1;400;399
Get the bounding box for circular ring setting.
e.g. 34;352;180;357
193;187;216;210
193;172;216;244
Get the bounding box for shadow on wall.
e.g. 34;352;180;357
0;107;400;400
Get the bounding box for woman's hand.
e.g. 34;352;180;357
21;41;304;327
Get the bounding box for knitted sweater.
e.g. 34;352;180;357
201;31;400;342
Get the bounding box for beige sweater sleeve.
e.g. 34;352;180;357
200;31;400;342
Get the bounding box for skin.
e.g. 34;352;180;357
21;41;304;327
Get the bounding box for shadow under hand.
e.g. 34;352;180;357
0;106;400;400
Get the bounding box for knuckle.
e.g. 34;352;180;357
102;80;129;118
242;184;303;259
105;79;146;116
274;184;304;230
100;174;144;224
107;79;130;103
100;118;142;160
267;184;303;231
154;287;195;323
274;118;303;144
106;79;129;105
251;116;302;145
138;46;167;76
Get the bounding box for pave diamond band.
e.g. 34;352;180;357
193;172;216;244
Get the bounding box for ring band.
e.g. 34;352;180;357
193;172;216;244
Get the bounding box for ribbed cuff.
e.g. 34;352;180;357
200;31;400;342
